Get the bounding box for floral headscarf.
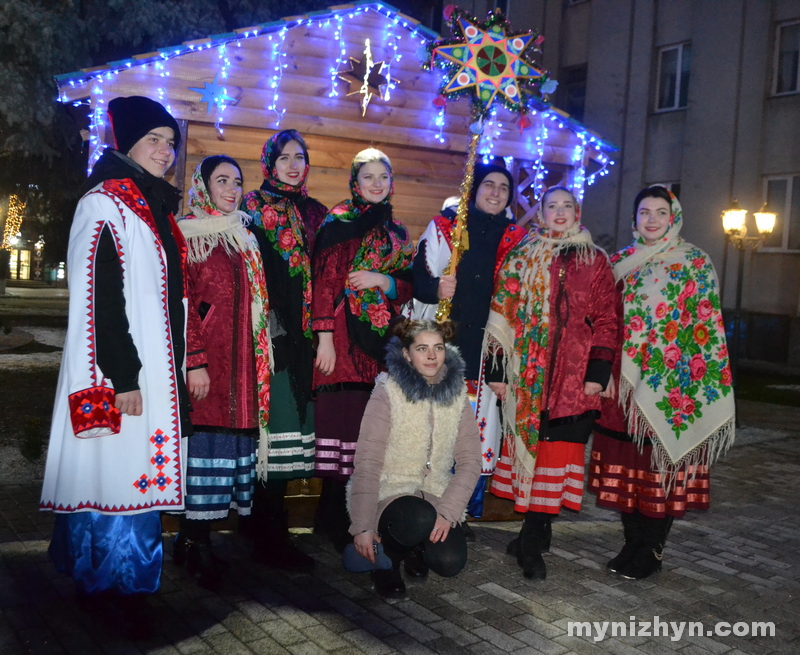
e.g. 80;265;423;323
260;130;310;195
611;186;735;492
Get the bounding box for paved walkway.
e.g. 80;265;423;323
2;421;798;655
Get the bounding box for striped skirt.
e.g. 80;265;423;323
490;439;586;514
588;432;710;518
185;431;257;520
314;388;371;481
265;369;315;479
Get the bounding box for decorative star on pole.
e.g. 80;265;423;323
189;72;236;115
425;7;552;119
435;16;543;112
338;39;397;116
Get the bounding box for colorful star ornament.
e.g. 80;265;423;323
423;5;554;122
338;39;398;116
189;72;236;115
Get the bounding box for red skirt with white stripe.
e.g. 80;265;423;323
490;439;586;514
588;432;710;518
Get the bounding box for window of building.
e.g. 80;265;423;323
558;64;588;122
774;21;800;95
492;0;509;14
762;175;800;250
656;43;691;110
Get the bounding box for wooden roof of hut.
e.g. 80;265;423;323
55;2;617;236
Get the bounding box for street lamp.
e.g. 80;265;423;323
721;200;776;387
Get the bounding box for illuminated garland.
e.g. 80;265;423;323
54;2;615;188
2;195;26;251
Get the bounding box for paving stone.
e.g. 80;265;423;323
285;641;329;655
340;628;396;655
301;623;351;651
437;591;484;613
247;636;292;654
260;619;308;646
382;632;437;654
426;619;482;646
391;616;439;643
472;608;527;634
1;410;799;654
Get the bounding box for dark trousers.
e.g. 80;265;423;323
378;495;467;578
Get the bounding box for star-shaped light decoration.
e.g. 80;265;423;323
424;6;552;119
338;39;397;116
189;72;236;115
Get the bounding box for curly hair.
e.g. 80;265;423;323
389;318;456;349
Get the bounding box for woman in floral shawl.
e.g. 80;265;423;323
312;148;414;551
485;187;618;581
178;155;270;589
589;185;735;580
243;130;327;570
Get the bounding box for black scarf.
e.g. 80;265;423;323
248;180;316;422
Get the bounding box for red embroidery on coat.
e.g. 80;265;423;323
133;429;173;494
433;214;454;251
97;179;184;506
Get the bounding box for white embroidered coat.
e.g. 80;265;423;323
40;179;187;515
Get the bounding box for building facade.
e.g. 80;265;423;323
466;0;800;363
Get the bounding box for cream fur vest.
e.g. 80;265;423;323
377;373;466;503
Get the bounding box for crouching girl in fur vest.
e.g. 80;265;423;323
347;319;482;598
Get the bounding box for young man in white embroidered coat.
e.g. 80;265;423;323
40;96;191;612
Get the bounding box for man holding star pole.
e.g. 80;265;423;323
411;5;555;523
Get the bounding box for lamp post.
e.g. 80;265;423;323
720;200;776;385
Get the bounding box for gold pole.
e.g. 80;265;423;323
435;127;482;322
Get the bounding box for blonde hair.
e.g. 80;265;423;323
352;148;392;176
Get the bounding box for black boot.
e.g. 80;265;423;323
186;538;224;591
403;544;429;579
174;518;227;590
518;512;550;580
252;480;314;570
315;478;351;553
372;548;406;599
507;518;551;557
619;515;674;580
607;511;644;573
461;521;476;542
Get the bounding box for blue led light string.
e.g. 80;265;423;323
329;14;346;97
87;77;106;174
266;28;288;126
572;143;586;202
215;44;232;135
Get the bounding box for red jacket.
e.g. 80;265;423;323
543;249;620;424
185;245;258;430
312;237;412;387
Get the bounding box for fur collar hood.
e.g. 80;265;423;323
383;336;465;405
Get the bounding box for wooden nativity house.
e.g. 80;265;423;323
55;1;617;240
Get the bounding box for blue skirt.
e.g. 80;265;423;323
185;430;256;520
49;511;163;595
